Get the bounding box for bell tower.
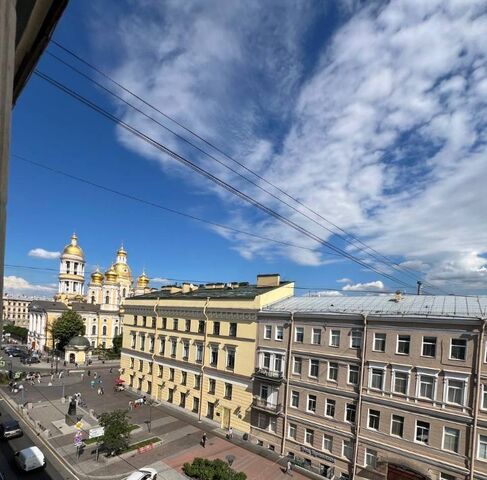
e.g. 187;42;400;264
56;233;86;302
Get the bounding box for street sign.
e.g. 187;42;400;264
75;421;83;430
89;427;105;439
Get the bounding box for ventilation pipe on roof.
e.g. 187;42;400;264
416;281;422;295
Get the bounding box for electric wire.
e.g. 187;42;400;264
31;70;423;292
48;41;447;294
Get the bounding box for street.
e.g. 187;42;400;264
0;399;74;480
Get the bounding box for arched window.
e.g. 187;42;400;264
114;326;119;337
122;288;126;297
102;325;107;336
105;295;109;304
91;295;95;304
92;325;96;335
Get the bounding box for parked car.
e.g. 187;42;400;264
21;356;40;364
124;467;158;480
5;348;27;358
0;420;23;439
14;446;45;471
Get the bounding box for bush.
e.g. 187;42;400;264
3;324;28;342
183;458;247;480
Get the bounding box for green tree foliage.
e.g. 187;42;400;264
3;324;28;341
50;311;85;351
183;458;247;480
112;333;123;354
98;409;132;454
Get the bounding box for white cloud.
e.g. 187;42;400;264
28;248;60;260
151;277;171;285
100;0;487;293
308;290;344;297
342;280;387;292
336;278;352;284
3;276;57;297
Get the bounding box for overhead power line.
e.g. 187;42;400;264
47;42;445;295
31;69;431;293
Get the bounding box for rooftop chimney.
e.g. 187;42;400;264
256;274;281;288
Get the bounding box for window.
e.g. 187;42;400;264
161;317;167;329
288;423;297;440
258;413;268;430
393;371;408;395
439;474;456;480
348;365;359;385
312;328;322;345
208;378;216;394
262;352;271;369
182;341;189;360
274;354;283;372
483;385;487;409
305;428;314;445
371;368;384;390
346;403;356;423
451;339;467;360
210;346;218;366
198;320;204;333
193;397;200;413
171;339;177;357
443;427;460;453
224;383;233;400
328;362;338;381
195;374;201;389
196;343;203;363
368;410;380;430
185;319;191;332
343;440;353;460
276;326;283;341
416;421;430;444
365;449;378;469
373;333;386;352
139;335;145;350
213;322;220;335
447;379;465;405
293;357;302;375
309;359;319;378
422;337;437;357
479;435;487;459
158;365;163;378
264;325;272;339
351;330;362;349
419;375;435;400
391;415;404;437
307;394;317;413
325;399;335;418
92;325;97;335
295;327;304;343
169;368;175;382
229;323;237;337
181;371;187;385
291;391;299;408
397;335;410;354
173;318;179;330
330;330;340;347
226;347;236;370
102;325;107;336
149;336;155;352
323;434;333;452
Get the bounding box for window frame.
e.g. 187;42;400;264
295;327;304;343
348;365;359;385
373;333;386;352
325;398;336;418
328;362;338;382
264;325;272;340
415;420;430;445
422;336;437;358
309;359;319;378
292;356;302;375
450;338;467;361
350;329;362;349
391;414;404;438
442;427;460;454
275;326;284;341
396;334;411;355
307;394;317;414
290;391;299;408
312;328;322;345
330;329;340;347
322;434;333;453
368;409;380;431
478;434;487;460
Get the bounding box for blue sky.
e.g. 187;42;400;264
5;0;487;298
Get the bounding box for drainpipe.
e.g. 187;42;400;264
198;297;210;422
151;298;160;400
469;317;486;480
352;314;368;479
280;311;295;456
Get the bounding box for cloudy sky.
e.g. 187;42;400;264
6;0;487;297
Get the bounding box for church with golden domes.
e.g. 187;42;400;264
28;234;152;352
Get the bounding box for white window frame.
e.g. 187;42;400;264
368;362;386;391
422;336;437;358
325;398;336;418
482;385;487;410
350;329;362;349
442;427;460;453
450;338;467;360
288;423;297;440
391;366;411;396
345;403;356;423
365;448;378;469
367;409;380;431
304;428;314;446
275;326;283;341
415;420;430;445
264;325;272;340
307;394;317;413
348;365;359;385
293;356;302;375
478;434;487;460
295;327;304;343
443;372;468;406
342;440;353;460
330;329;340;347
322;434;333;453
416;368;439;401
396;334;411;355
390;414;404;438
290;391;299;408
328;362;338;382
309;359;319;378
373;333;386;352
312;328;322;345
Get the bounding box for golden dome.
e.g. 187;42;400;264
114;262;132;280
63;233;84;258
104;265;118;283
137;271;149;288
117;245;127;257
90;268;104;285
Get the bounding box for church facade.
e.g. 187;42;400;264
28;234;151;352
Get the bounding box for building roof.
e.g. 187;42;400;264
71;302;100;313
130;282;292;301
66;336;91;349
263;295;487;319
29;301;68;312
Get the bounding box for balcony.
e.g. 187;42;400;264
253;368;284;383
252;397;282;414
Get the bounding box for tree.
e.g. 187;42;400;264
50;311;85;351
3;324;28;342
98;409;132;454
183;458;247;480
112;333;123;355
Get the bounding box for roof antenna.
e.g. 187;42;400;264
417;281;422;296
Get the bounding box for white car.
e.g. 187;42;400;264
125;467;158;480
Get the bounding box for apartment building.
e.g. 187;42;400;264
251;294;487;480
2;296;31;328
120;274;294;433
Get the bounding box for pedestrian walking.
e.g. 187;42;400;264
128;401;133;411
109;367;113;373
286;460;292;475
94;372;98;380
81;373;84;380
100;386;104;395
50;373;54;382
87;370;91;376
227;427;233;439
201;433;207;448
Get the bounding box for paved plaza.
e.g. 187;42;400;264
0;366;308;479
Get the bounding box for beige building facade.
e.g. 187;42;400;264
2;295;30;328
120;274;294;434
251;295;487;480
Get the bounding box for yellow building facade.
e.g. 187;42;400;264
121;274;294;433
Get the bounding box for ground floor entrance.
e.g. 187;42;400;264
221;407;231;429
387;464;429;480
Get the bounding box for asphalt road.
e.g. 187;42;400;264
0;399;75;480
